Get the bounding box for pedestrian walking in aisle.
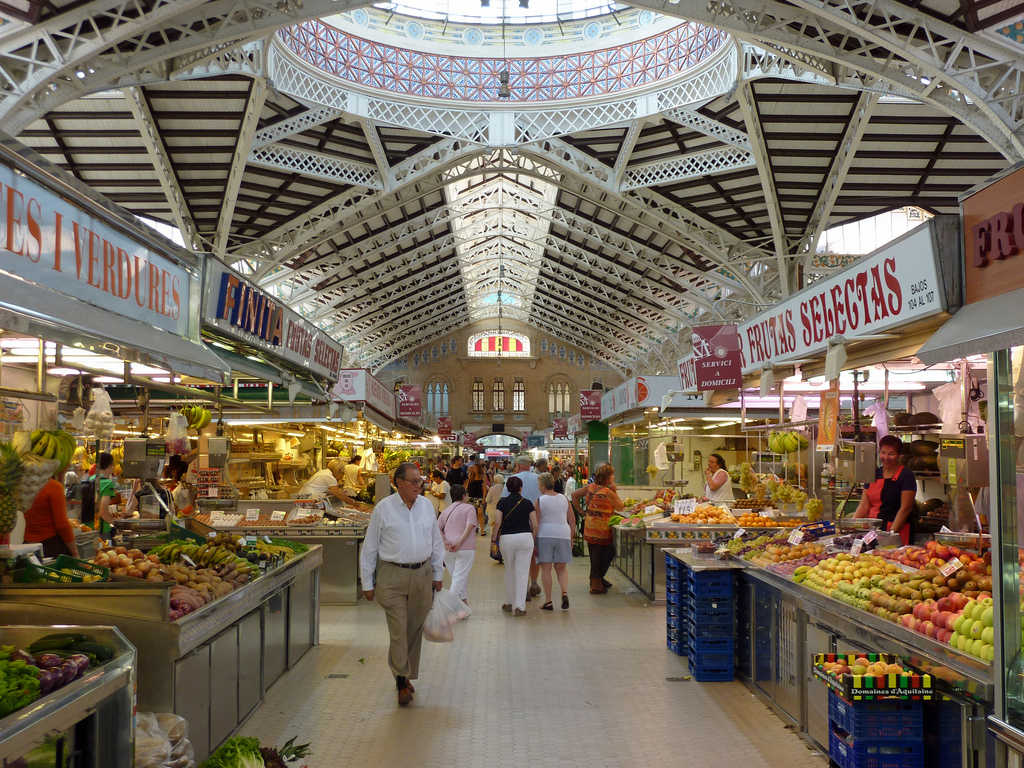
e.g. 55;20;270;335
492;475;538;616
466;460;487;533
483;473;503;536
359;462;444;707
446;455;467;487
501;454;542;597
536;472;574;610
573;463;624;594
438;484;477;604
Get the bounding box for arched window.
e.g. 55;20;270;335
492;378;505;412
547;379;571;416
467;330;531;357
472;379;484;413
425;380;449;417
512;379;526;412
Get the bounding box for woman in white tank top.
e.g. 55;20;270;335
703;453;735;503
536;472;574;611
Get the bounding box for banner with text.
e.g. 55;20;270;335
552;418;568;439
579;390;602;421
0;160;192;336
691;324;742;390
331;369;396;420
398;384;422;422
818;380;840;449
437;416;453;437
203;261;343;380
737;225;945;374
602;376;706;420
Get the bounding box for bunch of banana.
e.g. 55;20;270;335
150;542;258;577
251;540;297;561
181;406;212;431
28;429;77;469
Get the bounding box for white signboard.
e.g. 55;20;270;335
331;368;397;420
738;225;945;374
202;262;343;380
0;162;191;335
601;376;705;420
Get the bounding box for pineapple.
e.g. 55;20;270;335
0;443;24;533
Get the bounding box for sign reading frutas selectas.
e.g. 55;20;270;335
331;369;396;420
737;225;944;374
437;416;453;437
398;384;422;422
579;390;602;421
0;161;190;335
203;262;343;380
552;418;568;439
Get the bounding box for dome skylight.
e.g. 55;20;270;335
374;0;628;25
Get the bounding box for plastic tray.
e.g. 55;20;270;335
813;653;933;701
687;572;734;599
829;692;922;740
829;728;924;768
686;596;734;620
53;555;109;581
686;633;735;655
14;562;81;583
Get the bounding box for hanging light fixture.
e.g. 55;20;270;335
497;1;512;98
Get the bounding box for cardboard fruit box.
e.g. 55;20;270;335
813;652;933;701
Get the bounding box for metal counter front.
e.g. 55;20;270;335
0;546;322;761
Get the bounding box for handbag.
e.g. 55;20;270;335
490;498;528;562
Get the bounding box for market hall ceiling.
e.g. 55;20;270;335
0;0;1018;375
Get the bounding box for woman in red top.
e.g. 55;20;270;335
572;463;624;594
854;435;917;545
24;474;79;558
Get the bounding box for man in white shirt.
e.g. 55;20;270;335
501;454;543;597
360;462;444;707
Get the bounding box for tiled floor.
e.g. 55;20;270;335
240;538;827;768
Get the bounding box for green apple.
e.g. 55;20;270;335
971;639;984;657
981;597;994;608
964;599;976;618
982;626;994;645
960;618;975;637
982;644;995;662
980;606;994;628
970;621;984;639
954;615;967;633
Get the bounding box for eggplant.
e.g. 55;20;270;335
38;667;61;695
66;653;90;675
59;661;78;685
34;652;63;669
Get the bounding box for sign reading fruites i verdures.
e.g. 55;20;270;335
961;166;1024;305
0;161;190;335
203;262;343;380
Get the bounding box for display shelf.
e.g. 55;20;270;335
0;626;135;766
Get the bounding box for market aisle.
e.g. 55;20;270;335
239;538;826;768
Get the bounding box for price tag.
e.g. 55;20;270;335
863;529;878;545
207;531;217;539
850;539;864;556
673;498;696;516
27;553;42;567
939;557;963;577
263;535;272;544
733;528;746;540
245;508;260;522
270;510;286;522
182;554;197;568
208;487;219;498
645;505;661;516
788;529;804;545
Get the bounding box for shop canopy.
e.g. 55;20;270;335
207;345;327;402
916;286;1024;364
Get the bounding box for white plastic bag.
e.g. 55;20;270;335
435;587;470;621
166;412;189;455
83;387;114;438
423;590;458;642
134;712;195;768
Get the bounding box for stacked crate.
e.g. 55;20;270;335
828;691;924;768
664;553;735;681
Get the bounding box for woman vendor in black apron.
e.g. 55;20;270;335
853;435;917;545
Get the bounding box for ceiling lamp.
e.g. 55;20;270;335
498;69;511;98
519;0;529;7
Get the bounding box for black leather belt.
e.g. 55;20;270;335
385;559;429;570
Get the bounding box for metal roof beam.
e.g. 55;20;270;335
661;107;754;149
620;145;757;191
248;142;383;189
215;76;266;257
612;119;645;189
252;106;344;149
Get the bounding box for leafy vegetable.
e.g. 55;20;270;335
200;736;264;768
0;658;42;717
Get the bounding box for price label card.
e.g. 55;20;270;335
207;531;217;539
939;557;963;577
182;554;197;568
270;510;286;522
788;529;804;545
263;535;273;544
863;529;878;545
850;539;864;556
674;498;696;516
208;487;219;498
733;528;746;540
645;505;662;516
245;508;260;522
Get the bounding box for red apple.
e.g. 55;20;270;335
936;597;951;613
937;611;954;629
922;621;936;638
900;614;915;629
937;628;952;643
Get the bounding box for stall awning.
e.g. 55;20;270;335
207;345;326;401
0;280;229;383
917;286;1024;364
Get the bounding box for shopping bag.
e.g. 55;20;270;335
435;587;470;621
423;590;459;643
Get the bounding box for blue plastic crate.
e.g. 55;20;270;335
687;569;734;596
685;614;735;636
667;637;685;656
687;653;734;682
686;597;734;620
829;729;924;768
686;634;735;655
829;693;922;741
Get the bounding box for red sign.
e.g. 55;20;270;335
962;167;1024;304
552;418;568;439
437;416;452;437
691;324;742;391
678;354;697;392
579;390;602;421
398;384;422;421
462;431;477;447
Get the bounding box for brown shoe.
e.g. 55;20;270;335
514;608;527;616
590;577;607;594
398;685;413;707
406;681;415;693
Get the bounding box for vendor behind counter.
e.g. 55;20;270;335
298;459;353;504
24;472;79;558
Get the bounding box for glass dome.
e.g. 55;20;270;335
374;0;630;25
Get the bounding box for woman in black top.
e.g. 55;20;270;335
492;475;538;615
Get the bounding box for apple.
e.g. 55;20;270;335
961;618;975;636
900;614;915;629
982;644;995;662
982;626;994;645
970;621;984;640
936;611;954;630
970;639;984;657
938;628;952;643
981;606;994;628
936;597;951;613
922;621;936;638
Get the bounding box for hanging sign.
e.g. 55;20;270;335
437;416;453;437
331;369;396;420
579;390;602;421
961;166;1024;304
737;225;945;374
203;262;343;379
398;384;422;421
0;162;192;335
817;379;840;450
690;324;742;391
552;418;568;439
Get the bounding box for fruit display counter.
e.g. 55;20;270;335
0;544;322;761
0;626;135;768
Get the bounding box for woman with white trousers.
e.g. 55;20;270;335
491;475;538;616
438;484;477;604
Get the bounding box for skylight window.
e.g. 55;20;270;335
375;0;626;25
